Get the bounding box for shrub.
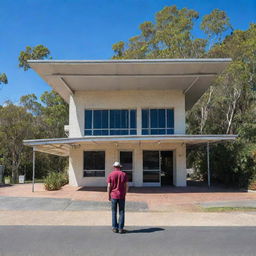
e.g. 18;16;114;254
248;174;256;191
44;172;68;191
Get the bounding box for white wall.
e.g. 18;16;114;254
68;142;187;187
69;90;186;137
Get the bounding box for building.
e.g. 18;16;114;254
24;59;237;188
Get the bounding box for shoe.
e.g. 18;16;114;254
112;228;118;233
119;229;127;234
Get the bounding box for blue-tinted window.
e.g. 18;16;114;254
130;110;136;129
85;110;92;129
142;110;149;129
84;109;137;136
94;110;108;129
142;109;174;135
167;109;174;128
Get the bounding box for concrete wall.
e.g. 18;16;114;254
68;142;187;187
69;90;186;137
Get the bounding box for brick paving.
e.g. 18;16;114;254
0;184;255;211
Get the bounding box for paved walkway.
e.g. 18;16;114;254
0;196;148;211
1;184;256;211
1;184;256;227
0;210;256;226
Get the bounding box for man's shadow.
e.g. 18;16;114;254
126;227;165;233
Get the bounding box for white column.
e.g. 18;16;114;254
174;143;187;187
134;147;143;186
32;147;36;192
207;142;211;187
69;148;81;186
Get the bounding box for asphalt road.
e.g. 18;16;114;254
0;226;256;256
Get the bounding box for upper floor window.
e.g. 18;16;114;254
142;109;174;135
84;109;136;136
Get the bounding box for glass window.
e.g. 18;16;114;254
143;151;159;170
83;151;105;171
143;171;160;183
83;171;105;177
85;110;92;129
142;109;174;135
130;110;136;129
120;151;133;182
120;151;133;170
84;109;137;136
143;151;160;183
124;171;133;182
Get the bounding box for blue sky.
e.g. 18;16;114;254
0;0;255;105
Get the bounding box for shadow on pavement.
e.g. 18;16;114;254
77;182;245;194
127;227;165;233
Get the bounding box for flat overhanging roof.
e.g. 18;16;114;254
23;134;237;157
28;58;232;110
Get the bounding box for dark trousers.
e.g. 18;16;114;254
111;199;125;229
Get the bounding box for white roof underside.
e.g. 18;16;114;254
28;59;231;110
23;135;237;157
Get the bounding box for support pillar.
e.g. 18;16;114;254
32;147;36;192
207;142;211;188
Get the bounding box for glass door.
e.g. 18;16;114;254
143;151;160;185
160;151;173;186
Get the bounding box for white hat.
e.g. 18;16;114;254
113;161;122;167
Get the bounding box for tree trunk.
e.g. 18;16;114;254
11;151;18;183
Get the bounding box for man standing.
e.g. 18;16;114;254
107;161;128;234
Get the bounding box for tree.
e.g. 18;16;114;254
19;91;69;178
0;102;34;182
18;45;50;71
40;91;69;138
187;24;256;187
112;5;256;187
0;73;8;85
112;5;207;59
201;9;232;47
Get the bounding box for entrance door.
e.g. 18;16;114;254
143;150;173;186
160;151;173;186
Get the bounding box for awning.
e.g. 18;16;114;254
28;58;231;110
23;134;237;157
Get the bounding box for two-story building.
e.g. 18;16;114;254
24;59;237;188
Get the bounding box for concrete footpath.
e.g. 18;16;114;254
0;210;256;226
1;185;256;227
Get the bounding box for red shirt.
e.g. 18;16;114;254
107;168;128;199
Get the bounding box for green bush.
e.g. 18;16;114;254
44;172;68;191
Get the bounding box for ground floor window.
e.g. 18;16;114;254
143;151;160;183
83;151;105;177
120;151;133;182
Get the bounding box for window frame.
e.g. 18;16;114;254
84;109;137;136
143;150;160;183
83;151;106;177
119;150;134;182
142;108;174;135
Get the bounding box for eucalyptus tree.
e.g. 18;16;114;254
111;5;256;187
18;45;50;71
0;102;34;182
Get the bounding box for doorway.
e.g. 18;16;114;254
143;150;173;186
160;151;173;186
